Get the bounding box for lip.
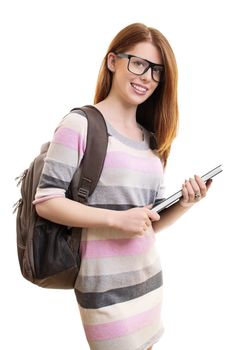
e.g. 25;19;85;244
130;82;149;95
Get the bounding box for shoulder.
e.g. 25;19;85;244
57;111;88;134
51;111;88;151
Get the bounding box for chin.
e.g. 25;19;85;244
121;87;151;107
129;95;149;106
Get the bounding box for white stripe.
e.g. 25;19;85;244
99;168;161;189
78;286;163;325
108;136;159;157
58;112;88;133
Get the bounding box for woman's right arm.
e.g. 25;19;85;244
35;197;160;235
35;197;114;229
35;112;159;234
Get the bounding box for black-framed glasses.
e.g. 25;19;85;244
116;53;164;83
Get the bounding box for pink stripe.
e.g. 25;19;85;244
80;235;155;259
53;127;86;152
104;152;162;173
84;303;161;341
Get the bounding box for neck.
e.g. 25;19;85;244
94;95;138;128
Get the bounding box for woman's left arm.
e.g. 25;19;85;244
153;175;213;233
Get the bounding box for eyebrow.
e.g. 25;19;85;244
133;54;164;67
117;53;164;67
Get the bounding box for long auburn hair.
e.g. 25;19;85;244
94;23;178;166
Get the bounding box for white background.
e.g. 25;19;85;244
1;0;232;349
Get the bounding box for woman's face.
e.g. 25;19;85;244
108;41;163;107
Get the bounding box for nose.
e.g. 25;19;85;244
140;67;152;81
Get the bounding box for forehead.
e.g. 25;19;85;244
127;42;162;65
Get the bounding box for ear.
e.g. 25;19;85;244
107;52;117;72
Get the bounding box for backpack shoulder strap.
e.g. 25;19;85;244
70;105;108;204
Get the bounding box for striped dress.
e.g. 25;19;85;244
35;111;165;350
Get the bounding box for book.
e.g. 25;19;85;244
151;164;223;213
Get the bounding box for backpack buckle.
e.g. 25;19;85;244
77;177;92;201
77;187;90;199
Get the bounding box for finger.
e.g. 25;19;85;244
189;177;202;200
185;180;195;201
147;209;160;222
143;209;151;223
189;177;200;193
179;183;195;208
194;175;207;197
140;224;147;235
138;228;144;236
181;183;189;202
145;217;151;227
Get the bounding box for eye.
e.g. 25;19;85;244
153;66;163;73
131;58;147;68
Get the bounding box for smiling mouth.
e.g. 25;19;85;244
131;83;148;94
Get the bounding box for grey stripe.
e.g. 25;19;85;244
39;173;70;189
75;271;163;309
89;204;135;210
45;143;80;167
89;186;156;207
75;263;161;293
106;121;150;150
42;159;77;183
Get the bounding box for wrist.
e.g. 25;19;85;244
106;210;119;229
178;200;194;210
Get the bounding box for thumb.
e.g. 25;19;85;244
145;204;160;221
145;203;153;209
206;178;213;190
147;208;160;221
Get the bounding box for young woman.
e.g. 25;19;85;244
35;23;212;350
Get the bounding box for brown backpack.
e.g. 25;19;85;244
14;106;108;289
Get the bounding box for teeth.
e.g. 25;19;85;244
131;83;147;93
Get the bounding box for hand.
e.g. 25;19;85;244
179;175;212;208
110;205;160;235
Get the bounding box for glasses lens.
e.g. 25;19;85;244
128;56;149;75
152;66;163;82
152;67;163;82
129;56;163;82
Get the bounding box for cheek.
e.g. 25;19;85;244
114;70;131;89
147;84;158;98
